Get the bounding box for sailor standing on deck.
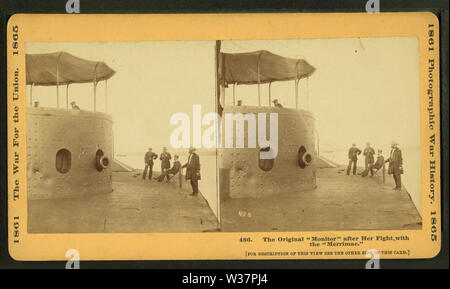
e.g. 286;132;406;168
70;101;80;110
143;148;158;180
386;141;403;190
347;143;362;175
363;142;375;170
182;147;201;196
159;147;172;174
272;99;283;108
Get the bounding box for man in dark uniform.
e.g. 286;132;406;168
347;143;362;175
361;149;384;177
143;147;158;180
182;147;201;196
159;147;172;175
70;101;80;110
386;141;403;190
272;99;283;108
363;142;375;170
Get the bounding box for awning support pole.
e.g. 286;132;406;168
93;62;99;112
221;85;225;106
233;83;235;106
105;79;108;113
306;77;310;110
257;53;261;106
93;83;97;112
29;84;33;107
56;86;59;108
56;53;62;108
295;61;299;109
268;82;272;106
66;84;69;109
317;131;320;156
56;68;59;108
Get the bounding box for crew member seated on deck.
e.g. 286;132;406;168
361;149;384;177
155;155;181;182
272;99;283;108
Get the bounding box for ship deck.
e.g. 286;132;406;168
28;166;422;233
221;166;422;232
28;171;219;233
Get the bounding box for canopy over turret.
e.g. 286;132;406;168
216;47;315;109
219;50;315;86
26;51;115;112
26;52;115;86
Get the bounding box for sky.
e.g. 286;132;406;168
221;38;421;152
26;41;217;154
26;37;420;154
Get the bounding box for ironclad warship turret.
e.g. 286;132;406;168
26;52;115;199
216;43;317;200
